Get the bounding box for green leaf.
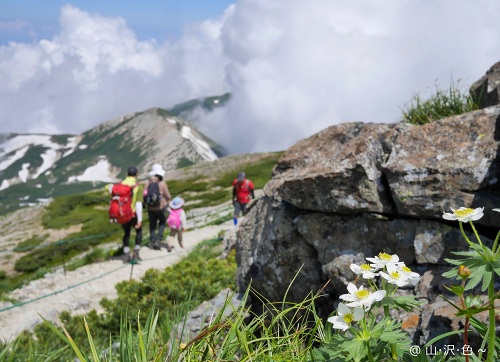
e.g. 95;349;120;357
380;295;422;312
442;284;464;297
444;258;463;266
465;264;486;290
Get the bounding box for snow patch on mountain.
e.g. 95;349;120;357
0;146;28;171
0;134;80;189
0;180;9;191
68;157;117;183
62;137;79;157
19;163;30;182
180;126;218;162
33;149;58;178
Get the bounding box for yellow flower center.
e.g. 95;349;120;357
401;265;411;273
360;264;372;271
390;271;401;279
378;252;392;260
454;208;473;218
355;289;370;299
343;313;354;324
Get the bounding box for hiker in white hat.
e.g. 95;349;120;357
166;196;187;251
143;163;171;250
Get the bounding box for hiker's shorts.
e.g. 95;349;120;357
233;201;248;217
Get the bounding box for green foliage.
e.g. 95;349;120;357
205;212;233;226
401;80;480;125
12;190;119;275
50;134;74;146
314;318;411;361
66;247;108;271
168;179;209;195
0;238;237;360
13;234;48;252
99;239;236;335
211;153;282;189
176;157;195;168
42;191;109;229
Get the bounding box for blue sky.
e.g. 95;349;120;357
0;0;234;44
1;1;500;153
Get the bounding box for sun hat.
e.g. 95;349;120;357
169;197;184;210
149;163;166;177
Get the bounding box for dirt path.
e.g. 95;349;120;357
0;221;233;342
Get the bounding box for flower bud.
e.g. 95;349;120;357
458;265;471;280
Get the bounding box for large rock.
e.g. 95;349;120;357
235;104;500;345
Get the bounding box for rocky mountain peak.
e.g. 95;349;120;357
0;107;223;216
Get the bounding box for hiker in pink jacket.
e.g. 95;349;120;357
166;197;187;252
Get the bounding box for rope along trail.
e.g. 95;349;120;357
0;222;232;342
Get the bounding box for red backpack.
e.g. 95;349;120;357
109;183;136;224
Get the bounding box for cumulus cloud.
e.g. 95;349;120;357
1;1;500;153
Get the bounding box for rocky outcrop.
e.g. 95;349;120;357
470;61;500;108
235;105;500;346
170;288;244;344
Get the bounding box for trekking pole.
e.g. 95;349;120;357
129;260;135;281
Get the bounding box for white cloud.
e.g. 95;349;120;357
0;20;29;32
0;1;500;153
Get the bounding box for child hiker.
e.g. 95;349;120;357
166;197;187;252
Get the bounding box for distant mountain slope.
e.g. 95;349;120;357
0;107;224;216
168;93;231;122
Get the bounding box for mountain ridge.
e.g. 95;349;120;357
0;102;227;216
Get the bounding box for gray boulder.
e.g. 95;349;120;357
235;104;500;346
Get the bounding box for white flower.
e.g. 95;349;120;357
442;207;484;222
380;262;411;287
327;303;364;331
366;252;399;269
350;263;379;279
340;282;386;310
397;263;420;281
493;208;500;212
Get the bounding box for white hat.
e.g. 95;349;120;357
149;163;166;177
169;197;184;209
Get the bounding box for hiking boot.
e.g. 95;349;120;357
179;242;184;249
122;253;132;263
132;249;142;261
152;242;161;250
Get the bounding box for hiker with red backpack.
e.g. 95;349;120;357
232;172;255;225
143;164;171;250
166;197;187;252
108;166;143;263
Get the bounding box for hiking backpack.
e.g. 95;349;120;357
144;180;161;207
109;183;135;224
167;209;182;229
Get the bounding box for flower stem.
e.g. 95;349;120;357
460;279;470;362
459;222;474;247
365;341;375;362
383;305;398;360
486;279;496;361
468;221;484;248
